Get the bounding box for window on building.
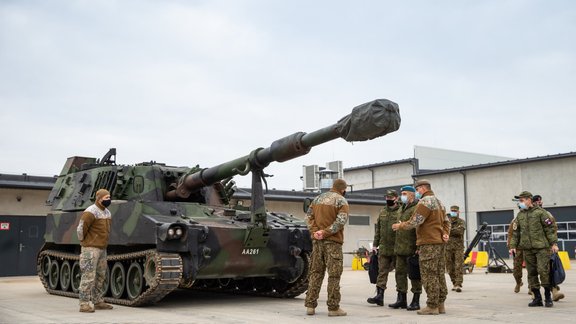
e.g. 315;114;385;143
348;215;370;226
486;221;576;244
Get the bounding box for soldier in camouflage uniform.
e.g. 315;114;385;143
507;217;525;293
533;195;565;302
445;205;465;292
367;190;400;306
509;191;559;308
393;179;450;315
389;185;422;311
76;189;114;313
305;179;349;317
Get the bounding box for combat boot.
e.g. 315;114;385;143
544;287;553;308
94;302;113;310
79;304;95;313
416;306;439;315
552;287;565;302
514;281;523;293
406;293;420;311
388;292;407;309
438;303;446;314
528;288;543;307
306;307;315;315
454;285;462;292
328;308;347;316
367;287;385;306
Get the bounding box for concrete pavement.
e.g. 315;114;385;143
0;262;573;324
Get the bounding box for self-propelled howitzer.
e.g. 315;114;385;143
37;99;401;306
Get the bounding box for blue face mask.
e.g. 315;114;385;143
400;195;409;204
415;192;422;200
518;202;527;210
450;211;458;217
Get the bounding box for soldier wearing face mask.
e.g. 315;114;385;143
533;195;565;302
509;191;559;308
367;190;400;306
389;186;422;311
445;206;465;292
76;189;114;313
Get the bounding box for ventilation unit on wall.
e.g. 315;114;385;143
302;165;319;192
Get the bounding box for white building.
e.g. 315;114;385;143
344;149;576;258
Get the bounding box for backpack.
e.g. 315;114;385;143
549;253;566;286
408;254;421;280
368;251;379;284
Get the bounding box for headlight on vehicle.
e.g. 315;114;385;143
158;223;187;241
168;225;184;240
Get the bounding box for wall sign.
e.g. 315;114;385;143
0;222;10;230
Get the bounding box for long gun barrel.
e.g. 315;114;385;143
165;99;401;200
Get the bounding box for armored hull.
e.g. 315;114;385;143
37;99;401;305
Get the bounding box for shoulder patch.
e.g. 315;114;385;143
544;218;553;226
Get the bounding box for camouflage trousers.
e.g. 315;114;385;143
419;244;448;308
524;248;551;289
79;246;107;306
305;240;343;311
445;247;464;286
512;249;524;285
395;255;422;294
376;254;395;289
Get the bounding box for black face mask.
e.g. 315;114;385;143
386;199;395;207
101;199;112;207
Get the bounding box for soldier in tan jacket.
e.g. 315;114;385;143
304;179;349;317
393;179;450;316
76;189;114;313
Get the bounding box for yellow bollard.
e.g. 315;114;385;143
352;256;361;270
475;251;489;267
352;256;368;270
558;251;571;270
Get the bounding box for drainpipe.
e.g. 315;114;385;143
460;171;469;245
409;158;419;180
368;168;375;189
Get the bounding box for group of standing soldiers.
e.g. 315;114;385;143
303;179;563;317
368;180;465;315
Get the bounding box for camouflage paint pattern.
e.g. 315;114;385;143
38;100;402;304
304;240;343;311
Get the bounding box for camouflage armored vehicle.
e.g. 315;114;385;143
37;99;401;306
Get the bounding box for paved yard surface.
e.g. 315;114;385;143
0;262;573;324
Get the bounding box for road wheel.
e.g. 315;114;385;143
59;260;71;291
110;262;126;299
126;262;144;300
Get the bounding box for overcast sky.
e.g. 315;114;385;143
1;0;575;190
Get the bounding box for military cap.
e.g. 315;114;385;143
514;191;533;199
414;179;431;188
95;188;110;200
332;179;348;191
533;195;542;202
450;205;460;211
385;189;398;198
400;185;416;193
